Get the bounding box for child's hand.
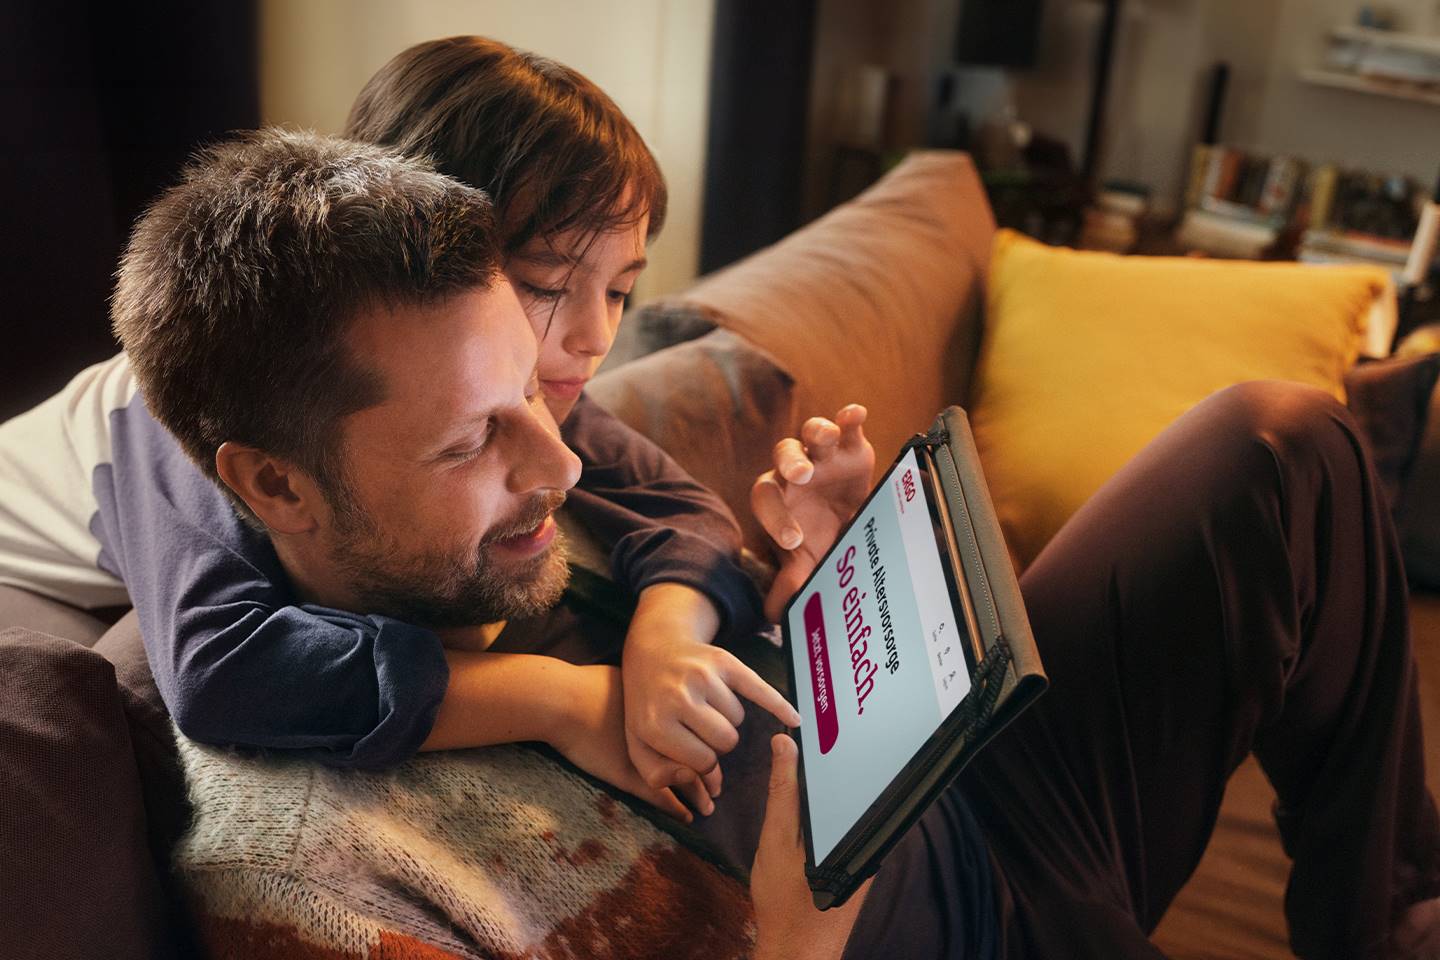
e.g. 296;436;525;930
549;663;708;823
751;405;875;621
621;583;801;812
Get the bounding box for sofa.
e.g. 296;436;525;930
2;150;1437;959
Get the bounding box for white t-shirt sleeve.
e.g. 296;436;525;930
0;352;136;608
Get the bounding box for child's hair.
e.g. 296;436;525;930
345;35;667;255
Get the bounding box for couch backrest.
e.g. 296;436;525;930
670;150;995;472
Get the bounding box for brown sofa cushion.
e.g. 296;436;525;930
0;627;173;959
659;151;994;472
0;583;110;646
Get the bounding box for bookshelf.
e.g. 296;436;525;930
1301;24;1440;108
1300;68;1440;108
1329;25;1440;59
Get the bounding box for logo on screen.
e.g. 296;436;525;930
901;469;916;502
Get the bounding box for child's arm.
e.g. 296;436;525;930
561;393;802;798
100;396;705;817
559;392;765;641
95;395;445;768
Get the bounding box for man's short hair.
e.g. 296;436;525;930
112;128;502;520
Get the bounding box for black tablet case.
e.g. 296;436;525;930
804;406;1048;908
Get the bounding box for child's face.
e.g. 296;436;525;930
506;210;650;423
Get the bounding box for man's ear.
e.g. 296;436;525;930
214;442;324;535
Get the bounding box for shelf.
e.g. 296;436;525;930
1330;24;1440;58
1299;67;1440;107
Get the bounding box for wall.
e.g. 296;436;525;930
942;0;1440;217
259;0;713;301
1248;0;1440;186
967;0;1287;216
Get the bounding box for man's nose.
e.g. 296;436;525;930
508;403;582;495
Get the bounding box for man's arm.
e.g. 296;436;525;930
751;734;871;960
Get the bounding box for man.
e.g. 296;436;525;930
108;130;1440;958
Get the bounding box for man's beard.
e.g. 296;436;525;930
330;491;570;629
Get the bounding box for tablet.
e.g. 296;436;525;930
780;407;1046;909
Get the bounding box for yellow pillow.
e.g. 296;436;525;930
970;229;1387;568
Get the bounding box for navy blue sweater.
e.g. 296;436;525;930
0;355;762;768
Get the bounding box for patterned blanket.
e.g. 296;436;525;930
173;734;756;959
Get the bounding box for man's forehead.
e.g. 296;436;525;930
345;282;536;422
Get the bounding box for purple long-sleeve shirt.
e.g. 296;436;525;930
0;354;763;767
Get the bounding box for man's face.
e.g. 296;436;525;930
323;279;583;628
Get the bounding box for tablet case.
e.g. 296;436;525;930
806;405;1048;908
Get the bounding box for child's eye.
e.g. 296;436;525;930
520;282;565;302
607;288;631;304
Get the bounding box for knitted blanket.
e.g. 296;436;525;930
173;734;756;959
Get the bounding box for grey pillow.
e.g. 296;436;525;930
597;300;718;374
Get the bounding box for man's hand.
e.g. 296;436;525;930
751;405;875;621
548;663;710;823
622;584;802;812
752;734;870;960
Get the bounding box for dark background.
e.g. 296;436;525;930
0;0;1049;423
0;1;258;421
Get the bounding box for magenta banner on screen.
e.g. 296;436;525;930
802;592;839;754
788;447;971;863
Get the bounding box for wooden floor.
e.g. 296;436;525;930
1150;591;1440;958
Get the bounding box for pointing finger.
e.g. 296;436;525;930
723;654;803;729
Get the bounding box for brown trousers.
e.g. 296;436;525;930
516;380;1440;959
951;382;1440;959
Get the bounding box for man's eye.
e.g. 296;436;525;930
441;423;493;463
520;282;565;302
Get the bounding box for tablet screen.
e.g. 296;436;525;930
786;446;972;864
